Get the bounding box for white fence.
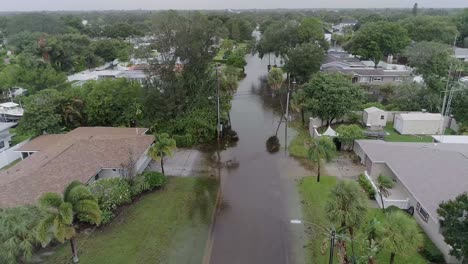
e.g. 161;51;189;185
364;171;410;210
0;140;29;169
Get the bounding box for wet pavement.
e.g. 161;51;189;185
208;53;313;264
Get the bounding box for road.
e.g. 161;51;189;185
208;53;312;264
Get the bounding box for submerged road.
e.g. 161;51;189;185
208;53;312;264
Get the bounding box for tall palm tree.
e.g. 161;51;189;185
148;133;177;175
377;174;394;211
291;89;307;126
325;181;368;263
308;137;336;182
37;181;101;263
382;211;423;264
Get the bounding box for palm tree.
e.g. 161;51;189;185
291;89;306;126
308;137;336;182
148;133;177;175
377;174;394;211
325;181;368;263
267;67;284;93
37;181;101;263
382;211;423;264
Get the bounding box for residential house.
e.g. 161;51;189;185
454;47;468;62
0;127;154;208
431;135;468;144
332;18;358;32
354;140;468;263
394;113;444;135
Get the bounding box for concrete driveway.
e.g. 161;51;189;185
145;149;211;177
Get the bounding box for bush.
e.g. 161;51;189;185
346;112;361;124
88;178;132;223
358;174;376;199
420;236;445;263
385;205;401;213
143;171;168;190
173;134;194;148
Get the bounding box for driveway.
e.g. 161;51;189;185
146;149;211;177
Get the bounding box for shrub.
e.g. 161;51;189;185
385;205;401;213
143;171;168;190
346;112;361;124
173;134;194;148
88;178;132;223
420;236;445;263
358;174;376;199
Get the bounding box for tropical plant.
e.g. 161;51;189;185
325;181;368;263
363;217;383;264
358;174;376;199
0;206;42;264
307;136;336;182
336;124;363;150
291;89;307;126
37;181;101;263
148;133;177;175
382;210;423;264
267;67;284;92
377;174;394;211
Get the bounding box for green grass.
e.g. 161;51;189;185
289;122;310;158
9;128;33;146
45;177;218;264
383;124;433;143
298;176;435;264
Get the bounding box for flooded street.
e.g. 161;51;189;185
208;53;312;264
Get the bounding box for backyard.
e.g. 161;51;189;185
298;176;439;264
383;124;433;143
43;177;218;264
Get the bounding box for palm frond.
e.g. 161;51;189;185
38;192;63;208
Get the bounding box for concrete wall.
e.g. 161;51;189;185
0;139;28;169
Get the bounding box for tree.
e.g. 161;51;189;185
307;137;336;182
37;181;101;263
267;67;284;92
456;9;468;46
382;211;423;264
148;133;177;175
348;22;410;67
91;38;131;62
336;124;363;150
84;79;142;127
291;89;307;126
452;92;468;127
377;174;394;211
437;193;468;261
283;43;325;83
400;16;459;44
226;52;247;72
325;181;368;263
412;3;418;16
303;72;364;125
18;89;65;136
0;206;41;264
297;18;326;45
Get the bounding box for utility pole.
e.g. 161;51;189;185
216;65;221;143
329;230;336;264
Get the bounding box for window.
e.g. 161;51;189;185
372;77;382;82
380;115;385;120
0;141;4;149
417;202;429;223
94;174;99;181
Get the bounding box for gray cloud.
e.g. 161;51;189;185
1;0;466;11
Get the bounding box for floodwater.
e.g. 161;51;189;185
208;52;313;264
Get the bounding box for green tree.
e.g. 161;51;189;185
91;38;131;62
325;181;368;262
37;181;101;263
283;43;325;83
377;174;394;211
452;92;468;127
303;73;364;125
148;133;177;175
336;124;363;150
456;9;468;46
348;21;410;67
18;89;65;136
412;3;418;16
0;206;41;264
437;193;468;261
297;18;326;45
400;16;458;44
291;89;307;126
84;79;142;127
226;52;247;72
307;136;336;182
382;211;423;264
267;67;284;92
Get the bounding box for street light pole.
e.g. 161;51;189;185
216;65;221;143
329;230;336;264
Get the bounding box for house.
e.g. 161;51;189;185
454;47;468;62
0;127;154;208
0;122;15;151
394;113;444;135
354;140;468;263
363;107;387;128
431;135;468;144
321;51;413;86
332;18;358;32
323;28;332;43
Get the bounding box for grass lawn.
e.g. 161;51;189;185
289;121;310;158
383;124;433;143
45;177;218;264
299;176;433;264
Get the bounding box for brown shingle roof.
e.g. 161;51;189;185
0;127;153;208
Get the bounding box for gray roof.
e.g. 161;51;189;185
364;107;384;113
397;113;443;121
356;140;468;221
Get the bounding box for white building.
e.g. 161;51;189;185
363;107;387;128
394;113;444;135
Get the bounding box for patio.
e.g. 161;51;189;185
364;171;410;209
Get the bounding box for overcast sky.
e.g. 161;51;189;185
1;0;466;11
